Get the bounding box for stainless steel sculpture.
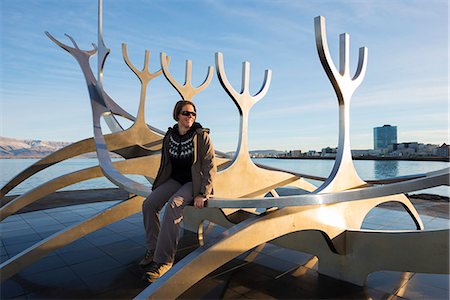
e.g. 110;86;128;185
1;2;448;299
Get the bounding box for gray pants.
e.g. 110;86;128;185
142;178;193;264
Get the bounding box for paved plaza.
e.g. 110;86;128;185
1;190;449;299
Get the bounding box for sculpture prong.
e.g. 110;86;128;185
353;46;368;84
314;16;367;192
160;52;213;101
45;31;97;57
121;43;167;128
253;69;272;103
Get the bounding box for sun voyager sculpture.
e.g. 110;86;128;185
1;1;448;299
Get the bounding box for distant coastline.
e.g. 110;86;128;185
258;156;450;162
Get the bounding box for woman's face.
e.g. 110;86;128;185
178;104;196;129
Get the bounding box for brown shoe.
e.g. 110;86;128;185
145;262;173;283
139;249;154;268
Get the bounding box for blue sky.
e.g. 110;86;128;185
1;0;448;152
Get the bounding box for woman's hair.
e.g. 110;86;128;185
173;100;196;121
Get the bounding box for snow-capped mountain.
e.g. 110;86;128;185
0;136;71;158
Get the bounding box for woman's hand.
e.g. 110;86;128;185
194;195;207;208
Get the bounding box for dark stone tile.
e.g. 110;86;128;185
227;263;281;292
241;290;278;299
23;285;93;299
18;254;67;276
123;215;143;225
222;288;244;299
251;252;300;275
312;274;369;299
33;224;66;236
0;279;26;299
1;228;34;239
50;213;85;224
14;266;88;292
69;255;122;278
1;254;10;263
83;227;116;240
265;247;313;266
76;211;99;218
106;220;141;233
128;234;147;246
103;245;146;266
181;276;231;300
56;237;94;254
93;285;147;299
85;230;126;246
0;220;30;232
19;211;48;219
125;263;147;278
25;218;61;227
116;228;146;240
408;273;450;290
366;271;413;294
400;281;449;299
4;241;37;257
2;215;25;223
2;232;42;246
80;266;143;294
205;259;250;280
97;238;142;256
58;246;105;265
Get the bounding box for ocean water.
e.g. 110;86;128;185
0;158;449;197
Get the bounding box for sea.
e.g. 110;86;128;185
0;158;449;197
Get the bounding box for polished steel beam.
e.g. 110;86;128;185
207;167;449;208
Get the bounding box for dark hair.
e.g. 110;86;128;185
173;100;196;121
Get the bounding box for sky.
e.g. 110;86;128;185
0;0;448;153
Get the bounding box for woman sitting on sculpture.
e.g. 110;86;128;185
140;100;216;283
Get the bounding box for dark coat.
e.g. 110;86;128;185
152;126;216;197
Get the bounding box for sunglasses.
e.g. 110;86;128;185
180;111;197;117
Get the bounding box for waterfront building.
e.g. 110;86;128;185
321;146;338;157
373;125;397;150
306;150;320;157
289;150;302;157
435;143;450;157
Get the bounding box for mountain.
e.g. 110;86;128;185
0;136;71;158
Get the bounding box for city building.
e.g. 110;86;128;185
373;125;397;150
288;150;302;157
435;143;450;157
321;146;338;157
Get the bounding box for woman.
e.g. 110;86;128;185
140;100;216;283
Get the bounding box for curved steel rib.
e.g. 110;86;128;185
0;155;161;222
135;192;439;299
208;167;449;208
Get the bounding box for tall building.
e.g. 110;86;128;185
373;125;397;150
